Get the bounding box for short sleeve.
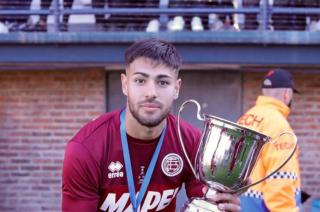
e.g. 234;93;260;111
62;141;101;212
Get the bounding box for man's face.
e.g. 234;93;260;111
121;57;181;127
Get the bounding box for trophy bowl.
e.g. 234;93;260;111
178;100;297;212
196;113;269;192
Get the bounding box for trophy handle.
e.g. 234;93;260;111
235;132;298;194
177;99;205;179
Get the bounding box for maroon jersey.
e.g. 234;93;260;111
62;110;204;212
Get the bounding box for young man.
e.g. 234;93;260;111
238;69;301;211
62;38;241;212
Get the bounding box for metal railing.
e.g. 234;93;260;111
0;0;320;33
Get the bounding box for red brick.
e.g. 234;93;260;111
32;158;52;164
21;166;41;171
0;179;18;184
11;159;31;164
41;179;61;184
41;166;61;171
31;186;50;191
31;172;53;178
0;152;19;157
0;145;9;150
9;145;32;151
53;118;75;123
11;172;30;177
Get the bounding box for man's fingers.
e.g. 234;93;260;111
202;187;241;212
215;193;241;212
218;202;241;212
212;192;240;204
202;186;208;194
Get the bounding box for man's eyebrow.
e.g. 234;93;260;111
132;72;149;77
132;73;173;79
157;75;172;79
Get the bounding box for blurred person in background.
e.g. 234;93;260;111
242;0;259;30
271;0;306;31
0;0;32;32
208;0;236;31
93;0;158;31
167;0;207;31
167;0;237;32
35;0;73;31
238;68;302;212
305;0;320;31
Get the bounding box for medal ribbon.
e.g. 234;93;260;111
120;110;166;212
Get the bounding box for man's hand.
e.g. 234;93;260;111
203;187;241;212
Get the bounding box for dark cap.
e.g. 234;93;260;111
262;68;300;93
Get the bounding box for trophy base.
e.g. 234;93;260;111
184;198;222;212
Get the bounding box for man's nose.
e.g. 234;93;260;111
145;81;157;98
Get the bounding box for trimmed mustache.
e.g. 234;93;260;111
139;99;163;108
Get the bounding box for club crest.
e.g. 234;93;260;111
161;153;183;177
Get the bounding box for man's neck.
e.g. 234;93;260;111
125;110;166;140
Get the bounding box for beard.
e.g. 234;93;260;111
128;98;171;127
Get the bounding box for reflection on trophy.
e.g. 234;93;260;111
178;100;297;212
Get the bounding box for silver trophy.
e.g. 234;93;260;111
178;100;297;212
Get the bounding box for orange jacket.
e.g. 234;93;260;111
238;96;301;212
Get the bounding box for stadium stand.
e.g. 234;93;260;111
0;0;319;32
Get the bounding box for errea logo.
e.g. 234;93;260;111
108;161;123;172
108;161;124;179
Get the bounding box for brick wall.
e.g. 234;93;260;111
0;69;106;212
243;71;320;211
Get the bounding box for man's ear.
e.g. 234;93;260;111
283;88;292;104
121;73;128;96
173;78;182;100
